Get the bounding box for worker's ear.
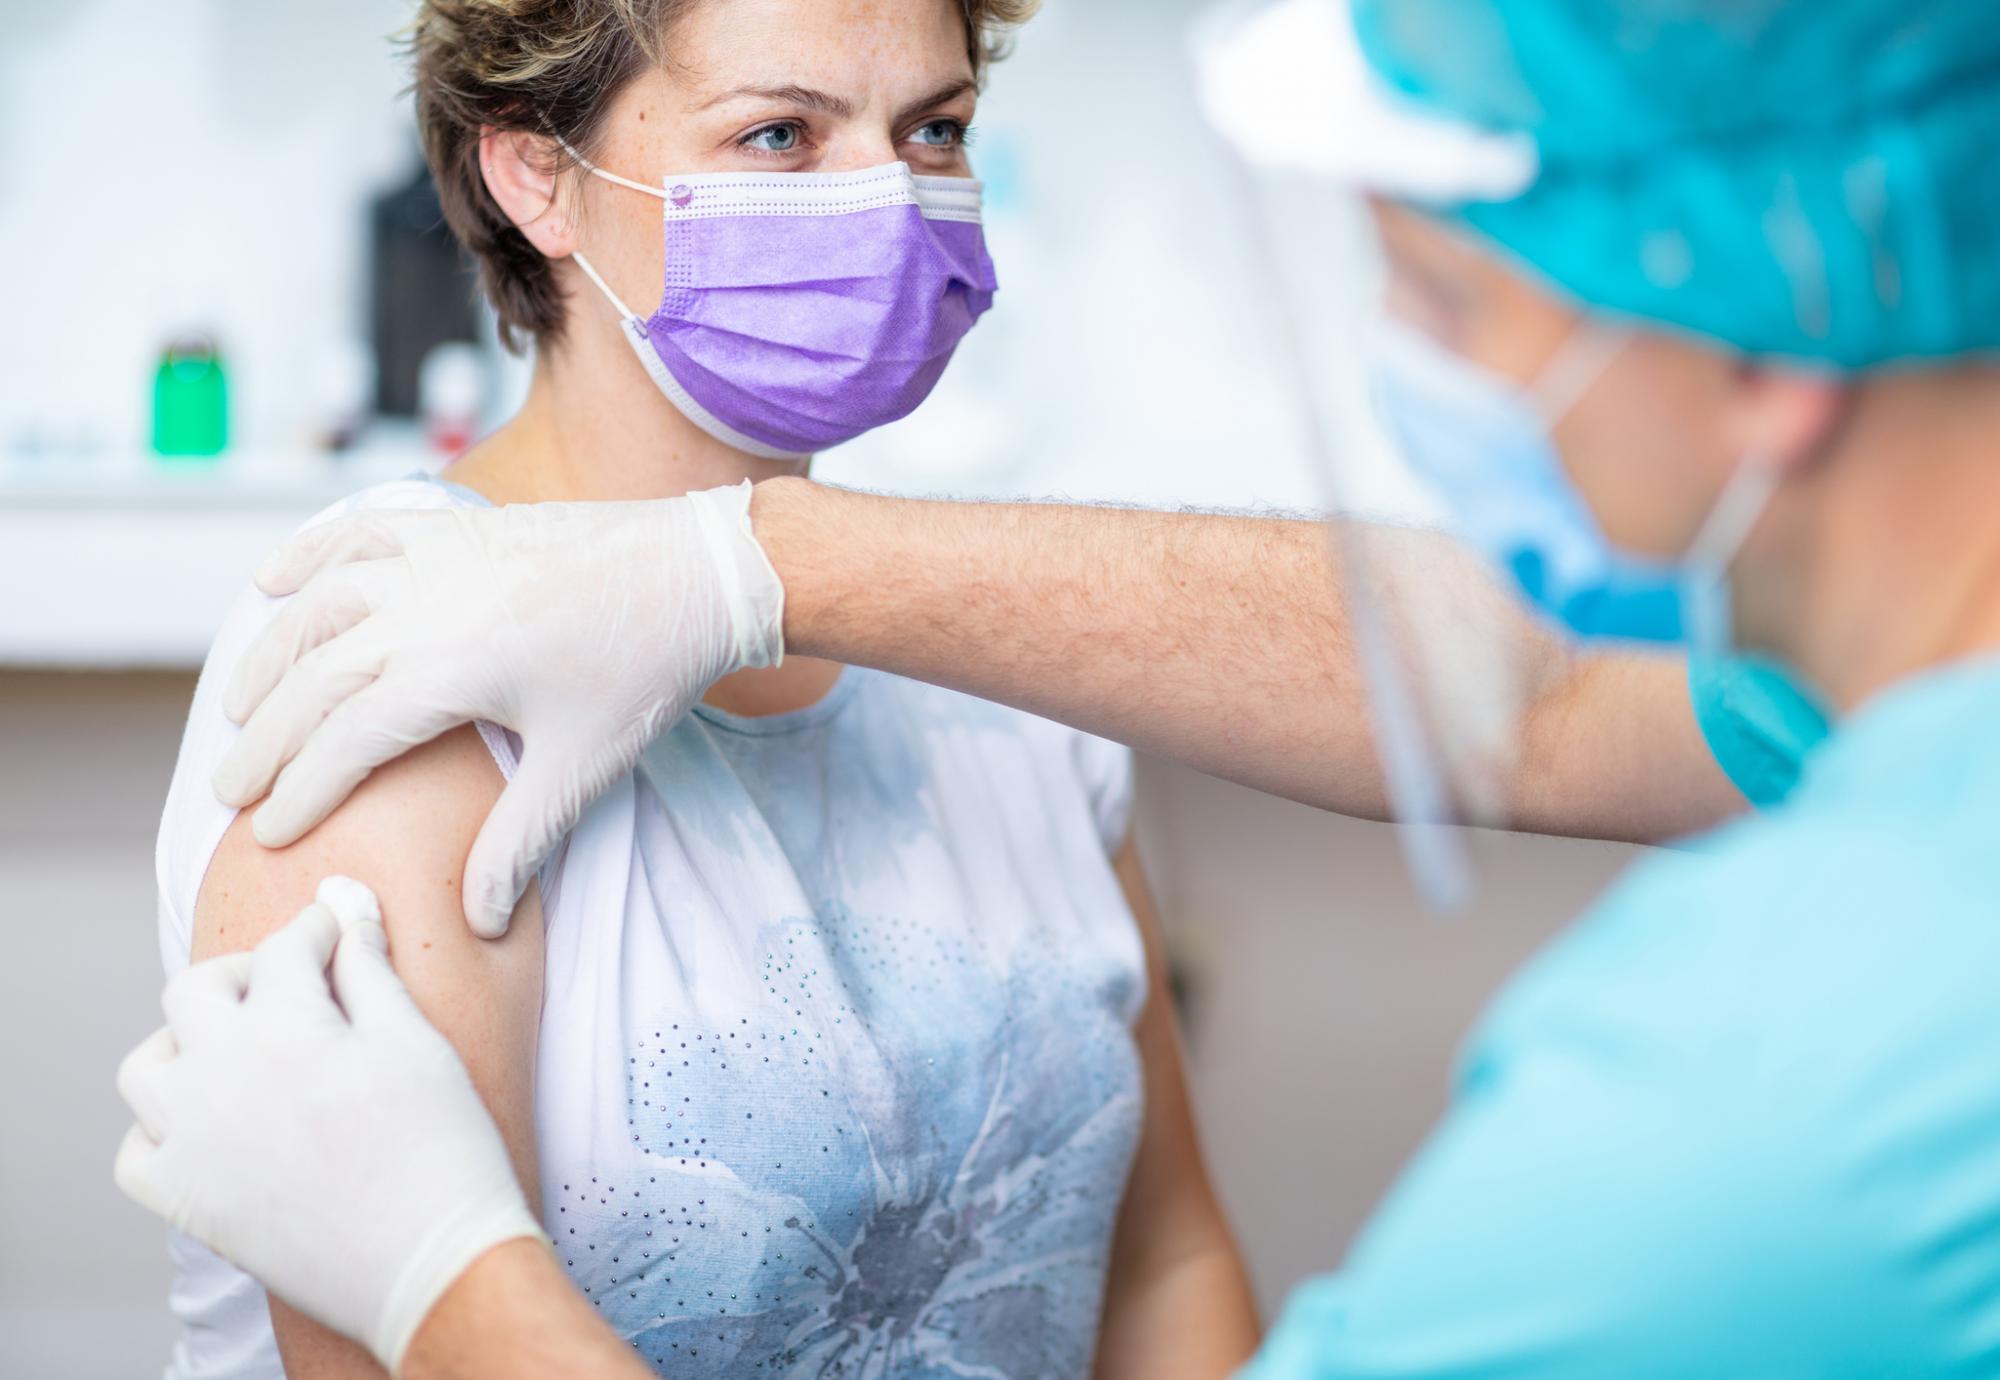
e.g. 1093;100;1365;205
478;127;580;261
1726;364;1849;476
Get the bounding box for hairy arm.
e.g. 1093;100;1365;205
193;726;545;1377
1096;839;1261;1380
756;479;1745;845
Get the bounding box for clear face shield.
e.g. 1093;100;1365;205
1191;0;1564;908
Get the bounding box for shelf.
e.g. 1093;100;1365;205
0;445;432;508
0;444;441;672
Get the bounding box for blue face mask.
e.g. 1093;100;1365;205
1370;317;1780;651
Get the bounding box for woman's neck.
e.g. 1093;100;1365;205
447;321;844;717
447;327;806;505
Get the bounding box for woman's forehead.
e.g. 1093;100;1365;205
664;0;977;104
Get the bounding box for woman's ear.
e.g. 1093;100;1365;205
478;127;579;260
1729;364;1850;476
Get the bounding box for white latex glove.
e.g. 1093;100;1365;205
211;482;785;937
114;877;544;1375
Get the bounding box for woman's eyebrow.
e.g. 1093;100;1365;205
694;78;977;126
891;79;978;127
700;84;859;118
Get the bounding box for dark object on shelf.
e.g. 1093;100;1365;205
370;162;482;418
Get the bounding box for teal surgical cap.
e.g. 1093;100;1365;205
1349;0;2000;369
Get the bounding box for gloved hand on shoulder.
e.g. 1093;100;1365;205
211;483;786;937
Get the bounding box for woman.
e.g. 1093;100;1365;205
151;1;1257;1376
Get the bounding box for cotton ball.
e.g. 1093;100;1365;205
316;875;384;932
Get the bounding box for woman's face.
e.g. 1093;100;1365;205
1372;201;1746;565
566;0;981;327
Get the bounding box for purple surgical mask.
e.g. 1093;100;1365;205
566;152;998;459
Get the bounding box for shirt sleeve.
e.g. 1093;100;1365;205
1069;732;1136;856
1687;655;1832;809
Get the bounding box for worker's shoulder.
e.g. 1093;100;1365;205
1481;778;2000;1068
1658;794;1996;978
1474;791;2000;1167
1444;804;2000;1375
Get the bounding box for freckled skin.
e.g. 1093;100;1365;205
191;727;545;1379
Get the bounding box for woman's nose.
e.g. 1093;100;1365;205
821;132;905;172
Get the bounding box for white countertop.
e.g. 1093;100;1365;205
0;444;438;672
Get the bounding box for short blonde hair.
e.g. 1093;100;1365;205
412;0;1038;350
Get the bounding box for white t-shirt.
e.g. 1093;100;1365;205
154;481;1148;1379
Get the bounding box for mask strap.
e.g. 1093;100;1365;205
1529;325;1629;426
570;251;642;326
539;133;653;325
551;134;671;201
1680;453;1783;657
1688;453;1783;574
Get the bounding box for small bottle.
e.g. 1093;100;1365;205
419;342;488;462
153;334;230;460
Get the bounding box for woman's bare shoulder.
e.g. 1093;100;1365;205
193;724;542;990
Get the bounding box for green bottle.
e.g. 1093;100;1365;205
153;335;230;460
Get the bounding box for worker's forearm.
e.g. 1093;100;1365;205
401;1241;649;1380
1510;649;1747;845
752;478;1743;843
755;477;1396;819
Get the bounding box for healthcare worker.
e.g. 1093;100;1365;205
116;0;2000;1373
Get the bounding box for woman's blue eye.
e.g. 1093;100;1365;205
912;120;965;148
744;123;803;153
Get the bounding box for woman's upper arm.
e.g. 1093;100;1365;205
1107;837;1236;1266
192;724;545;1376
1097;838;1259;1379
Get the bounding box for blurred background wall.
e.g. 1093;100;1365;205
0;1;1642;1375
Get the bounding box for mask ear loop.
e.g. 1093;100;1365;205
570;252;643;328
1688;454;1783;572
1528;324;1630;426
1524;318;1782;576
1528;321;1784;655
1681;454;1784;658
550;133;670;201
544;133;665;330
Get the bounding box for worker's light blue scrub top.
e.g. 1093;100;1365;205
1247;656;2000;1377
